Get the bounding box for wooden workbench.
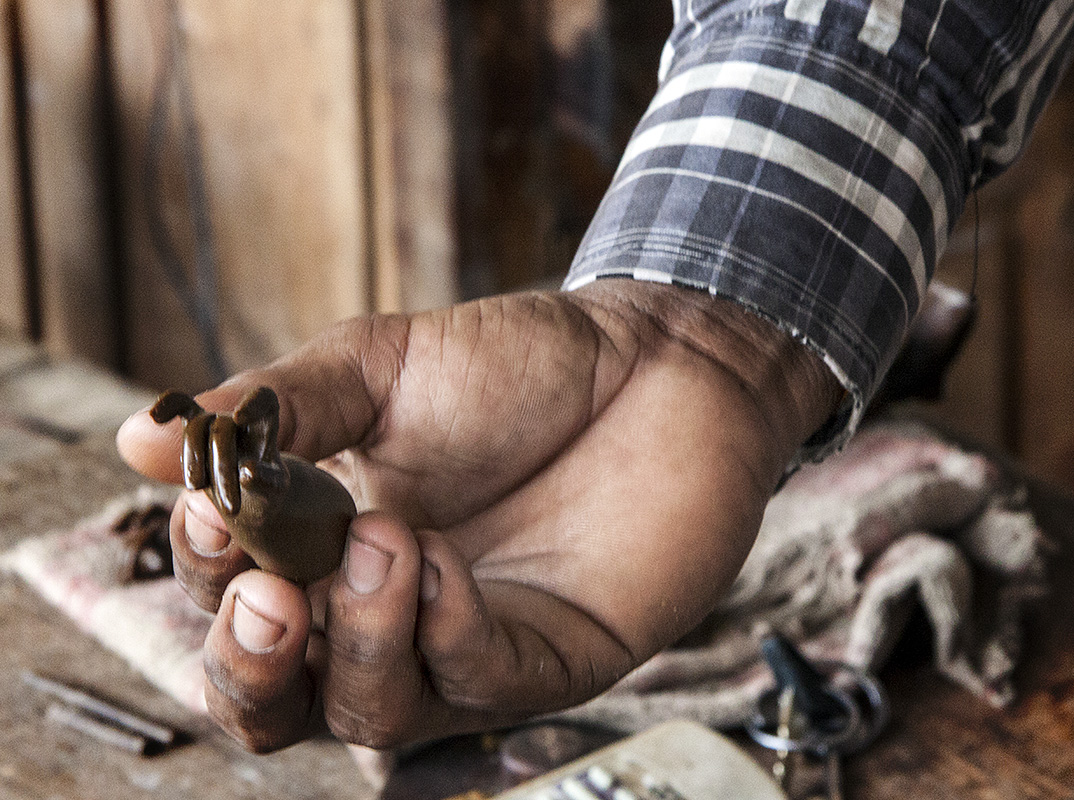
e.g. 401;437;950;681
1;334;1072;799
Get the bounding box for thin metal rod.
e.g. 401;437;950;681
45;703;148;755
22;671;175;745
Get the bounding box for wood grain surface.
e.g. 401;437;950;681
0;336;376;800
18;0;119;367
841;479;1074;799
106;0;371;392
0;1;29;337
360;0;458;314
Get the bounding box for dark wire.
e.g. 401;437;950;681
971;187;980;300
143;0;227;383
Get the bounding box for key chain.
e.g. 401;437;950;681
746;634;890;799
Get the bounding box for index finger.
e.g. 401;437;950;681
116;316;407;484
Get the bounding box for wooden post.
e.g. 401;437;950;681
18;0;119;366
449;0;551;297
360;0;458;312
0;0;29;337
106;0;371;391
1011;79;1074;490
920;185;1011;453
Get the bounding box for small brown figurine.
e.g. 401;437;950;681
150;386;357;585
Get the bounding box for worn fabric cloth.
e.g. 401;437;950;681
0;486;209;713
565;0;1074;461
555;419;1049;733
0;422;1048;737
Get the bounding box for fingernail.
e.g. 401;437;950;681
420;560;440;602
345;538;393;595
185;493;230;556
232;593;286;653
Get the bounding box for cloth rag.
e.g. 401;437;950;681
558;419;1050;732
0;420;1050;734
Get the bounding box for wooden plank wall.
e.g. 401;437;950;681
447;0;1074;492
1003;77;1074;490
362;0;458;313
0;0;29;337
449;0;674;297
107;0;377;390
919;72;1074;491
0;0;456;392
20;0;118;367
0;1;1072;490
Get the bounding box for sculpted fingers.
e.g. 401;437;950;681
409;531;515;708
209;415;241;515
117;314;404;484
170;492;254;611
232;386;282;463
319;515;634;748
180;411;214;491
203;571;317;753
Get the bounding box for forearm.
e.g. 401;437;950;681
566;0;1074;461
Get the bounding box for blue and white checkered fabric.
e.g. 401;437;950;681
565;0;1074;459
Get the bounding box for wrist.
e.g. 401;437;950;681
569;278;844;478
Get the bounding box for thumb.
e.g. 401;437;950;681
116;315;410;484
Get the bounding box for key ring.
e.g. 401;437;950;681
825;660;889;753
745;660;888;756
745;682;861;756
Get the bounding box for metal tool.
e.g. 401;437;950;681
746;635;889;799
23;670;176;752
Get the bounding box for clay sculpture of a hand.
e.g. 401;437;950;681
150;386;357;585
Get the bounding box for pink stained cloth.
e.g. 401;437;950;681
1;487;209;712
0;421;1050;735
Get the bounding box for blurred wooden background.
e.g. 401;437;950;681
1;0;1072;491
0;0;458;392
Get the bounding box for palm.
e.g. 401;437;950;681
333;291;768;650
331;292;619;532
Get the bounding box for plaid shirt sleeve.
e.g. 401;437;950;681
564;0;1074;460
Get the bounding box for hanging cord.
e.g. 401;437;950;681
143;0;227;383
970;187;981;300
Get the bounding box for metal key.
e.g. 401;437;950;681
771;686;797;790
747;635;890;800
751;683;856;799
813;662;889;800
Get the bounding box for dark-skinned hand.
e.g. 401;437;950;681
116;279;841;753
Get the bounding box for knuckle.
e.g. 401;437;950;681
208;701;292;754
328;628;403;666
326;604;406;664
203;647;282;710
323;705;407;750
203;660;311;754
321;672;421;748
432;680;498;712
173;565;225;612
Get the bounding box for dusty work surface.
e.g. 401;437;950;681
0;337;373;800
1;334;1073;799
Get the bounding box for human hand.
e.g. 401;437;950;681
116;279;841;752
